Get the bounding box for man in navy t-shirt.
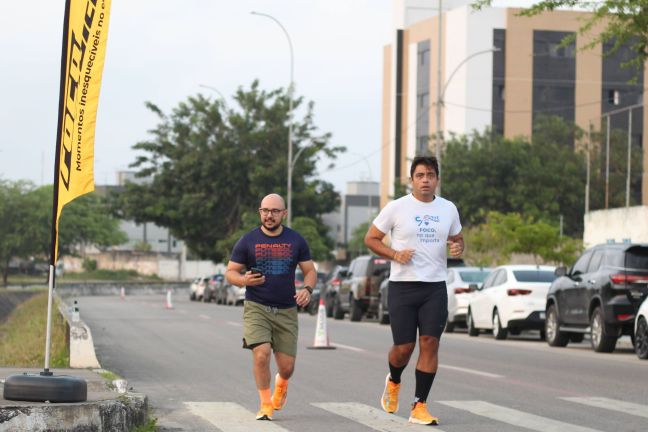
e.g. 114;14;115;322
226;193;316;421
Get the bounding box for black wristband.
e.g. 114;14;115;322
303;285;313;294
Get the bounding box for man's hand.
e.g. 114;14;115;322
244;271;265;286
447;240;463;257
294;289;311;307
393;248;415;264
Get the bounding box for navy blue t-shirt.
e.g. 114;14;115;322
230;226;312;308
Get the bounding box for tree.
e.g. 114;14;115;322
443;116;588;236
474;0;648;74
114;81;344;262
0;181;126;285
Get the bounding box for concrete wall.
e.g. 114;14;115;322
583;206;648;247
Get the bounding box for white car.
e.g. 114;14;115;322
445;267;492;332
226;284;246;306
189;276;210;301
635;296;648;359
467;265;557;340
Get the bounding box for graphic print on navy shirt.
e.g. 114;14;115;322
230;226;311;308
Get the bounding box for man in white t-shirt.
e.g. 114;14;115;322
364;156;464;426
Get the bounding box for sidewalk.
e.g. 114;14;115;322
0;367;148;431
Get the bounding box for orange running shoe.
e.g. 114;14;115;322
256;403;273;421
408;402;439;425
380;374;400;413
271;373;288;410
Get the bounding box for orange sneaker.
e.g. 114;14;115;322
408;402;439;425
256;403;273;421
380;374;400;413
271;373;288;410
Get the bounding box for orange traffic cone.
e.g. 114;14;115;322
308;298;336;350
165;288;174;309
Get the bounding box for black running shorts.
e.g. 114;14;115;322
388;280;448;345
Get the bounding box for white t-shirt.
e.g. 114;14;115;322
372;194;462;282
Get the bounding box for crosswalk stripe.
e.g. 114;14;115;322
439;364;503;378
439;400;603;432
185;402;289;431
561;397;648;419
312;402;445;431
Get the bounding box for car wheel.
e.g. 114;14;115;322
325;298;334;318
445;321;455;333
467;309;479;337
308;300;319;316
545;304;569;347
492;310;508;340
378;297;389;325
635;317;648;360
333;297;344;320
590;306;618;353
190;292;196;301
350;297;363;322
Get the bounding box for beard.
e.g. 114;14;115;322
263;220;282;231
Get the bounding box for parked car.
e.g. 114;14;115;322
189;276;210;301
323;266;348;317
635;296;648;359
467;265;557;340
335;255;391;321
545;243;648;352
446;267;492;332
205;274;225;303
377;260;486;326
306;272;328;315
225;284;246;306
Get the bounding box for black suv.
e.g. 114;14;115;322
335;255;390;321
546;243;648;352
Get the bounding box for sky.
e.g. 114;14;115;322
0;0;393;192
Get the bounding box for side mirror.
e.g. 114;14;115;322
339;270;348;278
554;267;567;277
468;283;479;292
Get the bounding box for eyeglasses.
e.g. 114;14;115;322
259;208;285;216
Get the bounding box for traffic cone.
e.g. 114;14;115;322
120;286;125;300
308;298;336;350
165;288;174;309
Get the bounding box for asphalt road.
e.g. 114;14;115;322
78;294;648;432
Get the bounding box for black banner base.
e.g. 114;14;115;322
3;373;87;403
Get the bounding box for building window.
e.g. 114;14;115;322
608;89;620;105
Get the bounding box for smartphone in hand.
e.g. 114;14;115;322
250;267;264;276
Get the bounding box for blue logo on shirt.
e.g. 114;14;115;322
415;215;440;226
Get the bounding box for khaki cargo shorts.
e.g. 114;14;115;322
243;300;299;357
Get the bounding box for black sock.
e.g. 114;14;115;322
414;369;436;403
388;363;406;384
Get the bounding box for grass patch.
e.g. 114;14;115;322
60;269;162;282
132;418;158;432
0;292;68;367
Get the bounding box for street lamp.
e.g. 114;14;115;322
434;46;500;194
251;11;295;227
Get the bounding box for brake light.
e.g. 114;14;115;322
454;287;472;294
507;289;532;296
617;314;635;321
610;274;648;284
365;277;371;296
332;278;340;286
295;280;303;287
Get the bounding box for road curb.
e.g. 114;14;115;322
0;391;148;432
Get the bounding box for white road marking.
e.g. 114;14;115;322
185;402;289;431
331;343;366;353
439;364;503;378
313;402;443;431
199;314;210;320
226;321;243;327
562;397;648;419
439;400;603;432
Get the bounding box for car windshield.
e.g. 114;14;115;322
459;270;490;283
512;270;557;283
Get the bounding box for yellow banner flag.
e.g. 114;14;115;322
53;0;112;263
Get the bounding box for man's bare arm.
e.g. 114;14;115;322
364;224;414;265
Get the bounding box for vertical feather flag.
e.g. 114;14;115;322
51;0;112;264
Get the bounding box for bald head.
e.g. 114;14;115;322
260;193;286;210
